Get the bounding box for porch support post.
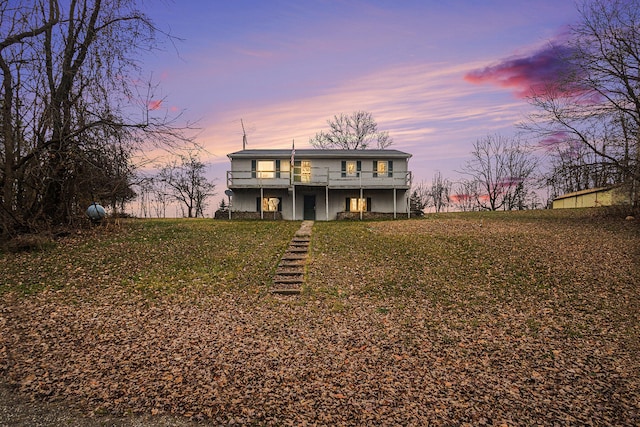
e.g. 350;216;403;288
325;185;329;221
292;185;296;220
260;187;264;220
359;186;363;221
393;187;397;219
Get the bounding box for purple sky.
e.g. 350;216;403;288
138;0;583;192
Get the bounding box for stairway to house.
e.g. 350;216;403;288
271;221;313;295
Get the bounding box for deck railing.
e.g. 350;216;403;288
226;167;412;188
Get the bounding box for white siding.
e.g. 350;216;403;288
226;150;412;220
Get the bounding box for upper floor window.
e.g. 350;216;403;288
373;160;393;177
341;160;361;177
251;160;283;179
293;160;311;183
258;160;275;178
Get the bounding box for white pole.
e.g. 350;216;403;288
292;185;296;221
325;167;329;220
326;185;329;221
291;140;296;221
393;188;397;219
407;170;412;218
359;173;363;220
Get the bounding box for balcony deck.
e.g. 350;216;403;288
227;168;412;190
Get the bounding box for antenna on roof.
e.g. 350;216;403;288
241;118;247;150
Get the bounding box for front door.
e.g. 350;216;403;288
303;195;316;220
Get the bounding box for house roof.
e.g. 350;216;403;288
227;149;412;160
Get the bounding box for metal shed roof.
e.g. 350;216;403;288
553;186;612;201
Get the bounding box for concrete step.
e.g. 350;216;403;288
291;243;309;248
273;277;304;285
282;254;307;261
272;221;313;296
271;288;301;295
275;270;304;276
280;259;306;265
286;247;308;253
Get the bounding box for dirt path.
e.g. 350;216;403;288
0;381;202;427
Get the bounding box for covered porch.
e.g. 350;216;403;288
228;185;410;220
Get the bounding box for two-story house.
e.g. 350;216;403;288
226;149;412;220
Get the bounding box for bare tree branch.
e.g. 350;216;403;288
309;111;394;150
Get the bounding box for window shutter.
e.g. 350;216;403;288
256;197;261;212
275;160;281;178
251;160;257;178
373;160;378;177
388;161;393;177
367;197;372;212
278;197;283;212
341;161;346;178
357;161;361;176
345;198;350;212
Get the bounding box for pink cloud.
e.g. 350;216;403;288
498;176;524;188
148;100;163;110
451;193;473;203
539;131;583;157
539;131;571;148
464;44;577;98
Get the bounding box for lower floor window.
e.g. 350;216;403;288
257;197;282;212
346;197;372;212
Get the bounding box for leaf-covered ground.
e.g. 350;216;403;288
1;211;639;425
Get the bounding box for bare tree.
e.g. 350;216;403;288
542;134;617;199
158;152;215;218
527;0;640;207
427;171;452;213
1;1;60;233
81;141;138;215
452;180;481;212
136;177;154;218
460;134;538;211
0;0;186;236
310;111;393;150
409;181;429;216
152;179;171;218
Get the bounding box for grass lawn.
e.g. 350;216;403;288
1;210;639;425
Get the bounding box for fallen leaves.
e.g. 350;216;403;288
1;211;639;425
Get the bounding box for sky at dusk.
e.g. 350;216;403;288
137;0;584;197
